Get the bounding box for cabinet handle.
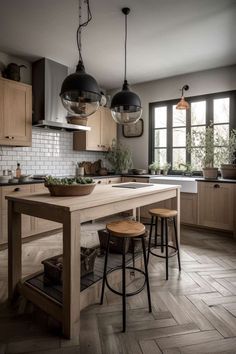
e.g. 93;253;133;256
132;179;137;182
108;180;111;184
97;144;100;147
5;136;15;139
214;184;220;188
14;187;20;192
97;180;101;184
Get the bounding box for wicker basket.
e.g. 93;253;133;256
42;247;98;284
45;183;96;196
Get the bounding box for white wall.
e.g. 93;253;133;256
0;127;106;177
110;65;236;168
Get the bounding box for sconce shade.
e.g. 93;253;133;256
176;84;190;110
60;61;101;117
176;96;190;110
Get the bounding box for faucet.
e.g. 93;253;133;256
178;163;192;176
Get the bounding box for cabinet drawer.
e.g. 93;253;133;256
107;177;121;184
1;184;31;211
122;177;149;183
95;178;107;185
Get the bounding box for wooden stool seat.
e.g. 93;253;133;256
149;208;177;218
106;220;145;238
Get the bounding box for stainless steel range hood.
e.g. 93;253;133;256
32;58;90;131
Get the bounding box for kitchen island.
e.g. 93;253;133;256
7;182;180;343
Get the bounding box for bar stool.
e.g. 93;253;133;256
100;219;152;332
147;208;181;280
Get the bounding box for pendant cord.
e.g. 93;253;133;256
77;0;92;64
124;12;127;82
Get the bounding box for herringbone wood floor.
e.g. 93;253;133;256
0;222;236;354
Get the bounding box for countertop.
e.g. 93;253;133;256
196;178;236;184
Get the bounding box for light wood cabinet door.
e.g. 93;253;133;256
181;193;198;225
31;184;61;234
73;107;117;152
0;185;32;244
100;107;117;150
0;77;32;146
198;182;234;231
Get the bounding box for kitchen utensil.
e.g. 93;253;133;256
2;63;27;81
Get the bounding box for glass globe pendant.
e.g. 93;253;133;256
60;0;101;118
111;8;142;125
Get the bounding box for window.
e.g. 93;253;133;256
149;91;236;170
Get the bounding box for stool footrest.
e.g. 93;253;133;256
105;266;146;297
149;244;178;259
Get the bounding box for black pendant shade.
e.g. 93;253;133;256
111;80;142;124
110;7;142;125
60;1;101;118
60;60;101;117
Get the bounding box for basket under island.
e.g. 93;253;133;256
6;182;180;343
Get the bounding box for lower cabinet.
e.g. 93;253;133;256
31;184;61;234
181;193;198;225
0;183;61;246
198;181;235;231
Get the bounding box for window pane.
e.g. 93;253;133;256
155;107;167;128
154;149;167;166
191;126;206;146
154;129;167;147
191;148;202;170
172;148;186;169
214;98;229;123
191;101;206;125
214;124;229;144
173;127;186;147
173;105;186;127
214;146;229;167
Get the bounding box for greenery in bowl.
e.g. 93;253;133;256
45;176;94;186
106;139;133;173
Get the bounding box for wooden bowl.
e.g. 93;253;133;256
45;183;96;196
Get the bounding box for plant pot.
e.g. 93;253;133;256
155;169;161;175
150;170;155;175
202;168;218;179
220;164;236;179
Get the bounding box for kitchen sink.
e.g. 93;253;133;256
149;176;198;193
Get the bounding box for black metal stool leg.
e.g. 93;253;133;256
100;232;110;305
141;236;152;313
173;217;181;271
165;219;169;280
122;237;126;332
154;216;158;247
132;238;135;269
147;216;154;264
161;217;164;253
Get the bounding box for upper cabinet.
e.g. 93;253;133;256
0;77;32;146
73;107;117;152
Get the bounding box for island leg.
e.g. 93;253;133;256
62;211;81;342
8;200;22;300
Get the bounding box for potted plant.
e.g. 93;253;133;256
162;162;171;176
149;161;161;175
186;124;219;179
215;129;236;179
106;139;133;174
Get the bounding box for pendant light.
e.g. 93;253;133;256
176;85;190;110
111;8;142;125
60;0;101;118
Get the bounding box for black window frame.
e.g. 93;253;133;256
149;90;236;170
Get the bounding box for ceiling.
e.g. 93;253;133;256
0;0;235;89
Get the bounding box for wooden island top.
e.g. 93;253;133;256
7;182;180;343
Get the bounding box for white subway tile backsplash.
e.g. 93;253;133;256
0;127;107;176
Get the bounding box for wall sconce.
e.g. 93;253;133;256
176;85;190;110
